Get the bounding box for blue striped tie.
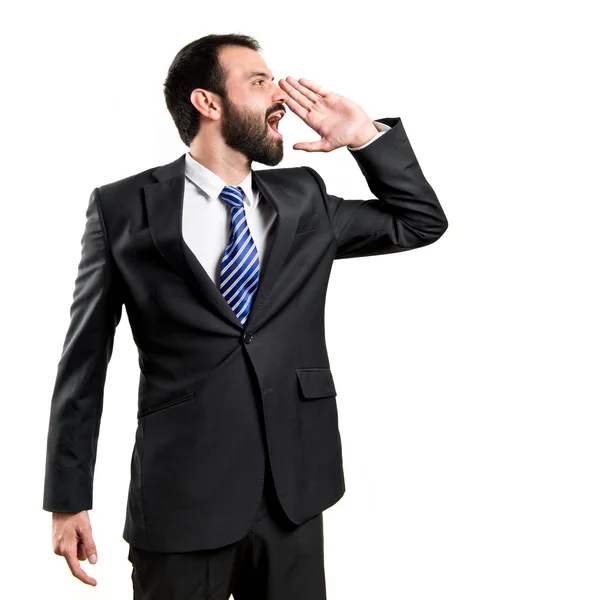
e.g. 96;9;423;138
218;185;260;326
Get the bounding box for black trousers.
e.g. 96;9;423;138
127;462;327;599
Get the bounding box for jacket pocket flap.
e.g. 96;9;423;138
295;368;337;399
137;390;196;419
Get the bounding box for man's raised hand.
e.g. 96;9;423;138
278;76;379;152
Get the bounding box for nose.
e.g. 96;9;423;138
273;81;289;105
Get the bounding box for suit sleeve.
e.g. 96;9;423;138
304;117;448;259
42;187;124;513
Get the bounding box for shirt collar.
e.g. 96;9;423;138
184;152;255;208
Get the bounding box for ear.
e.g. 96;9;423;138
190;88;222;121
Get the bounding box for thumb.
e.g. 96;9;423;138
293;140;329;152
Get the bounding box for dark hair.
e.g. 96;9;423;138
163;33;262;146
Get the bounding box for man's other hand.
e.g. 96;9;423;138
51;510;98;586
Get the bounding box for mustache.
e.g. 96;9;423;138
266;104;286;119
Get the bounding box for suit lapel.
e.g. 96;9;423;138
244;169;299;331
143;153;302;331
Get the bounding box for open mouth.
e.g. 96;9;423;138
267;112;284;137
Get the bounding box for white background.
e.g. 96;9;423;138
1;0;599;598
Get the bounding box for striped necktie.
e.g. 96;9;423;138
218;185;260;326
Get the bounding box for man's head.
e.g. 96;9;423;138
164;33;289;167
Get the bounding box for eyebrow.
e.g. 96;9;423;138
248;71;275;81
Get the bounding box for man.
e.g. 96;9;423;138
43;33;448;599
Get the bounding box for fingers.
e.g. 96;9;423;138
279;80;312;118
298;78;329;98
280;77;321;109
81;529;98;565
77;536;97;563
283;95;309;123
77;539;86;561
277;76;336;152
64;542;97;586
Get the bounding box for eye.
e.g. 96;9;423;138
253;79;265;85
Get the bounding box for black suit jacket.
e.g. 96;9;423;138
43;116;448;552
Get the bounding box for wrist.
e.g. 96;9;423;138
348;123;379;148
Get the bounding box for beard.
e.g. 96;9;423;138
220;94;284;167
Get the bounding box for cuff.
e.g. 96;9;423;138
347;120;392;151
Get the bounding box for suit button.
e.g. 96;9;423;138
243;333;254;344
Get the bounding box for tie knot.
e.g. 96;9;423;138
219;185;244;209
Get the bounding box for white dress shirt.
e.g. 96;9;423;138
183;121;392;285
